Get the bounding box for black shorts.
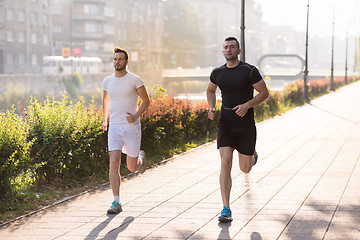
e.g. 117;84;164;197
217;112;256;155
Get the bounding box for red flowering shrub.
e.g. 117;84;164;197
141;85;219;156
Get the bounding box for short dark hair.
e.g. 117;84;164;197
224;37;240;49
113;47;129;60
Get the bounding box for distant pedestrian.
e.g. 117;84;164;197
206;37;269;222
101;47;150;214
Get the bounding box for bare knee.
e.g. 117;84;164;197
109;151;121;172
219;147;234;174
221;157;232;167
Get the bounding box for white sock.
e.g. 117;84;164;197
114;196;120;203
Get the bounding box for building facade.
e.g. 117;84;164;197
1;0;53;74
50;0;165;73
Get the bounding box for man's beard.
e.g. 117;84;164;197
114;65;126;71
225;54;238;61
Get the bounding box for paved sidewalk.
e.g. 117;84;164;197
1;81;360;240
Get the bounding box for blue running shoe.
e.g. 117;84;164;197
254;151;258;166
218;206;233;222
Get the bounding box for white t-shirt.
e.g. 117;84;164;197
102;72;144;124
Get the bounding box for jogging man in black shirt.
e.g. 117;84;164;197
207;37;269;222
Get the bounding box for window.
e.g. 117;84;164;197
7;53;14;64
18;10;25;22
104;24;114;35
6;31;14;42
42;0;48;8
118;11;122;22
6;8;14;20
43;34;49;45
18;31;25;43
31;33;38;44
52;23;62;33
132;11;138;23
51;5;62;15
19;54;25;64
103;7;114;17
31;12;38;25
85;23;99;33
42;14;49;27
123;11;127;22
31;54;38;65
84;4;100;14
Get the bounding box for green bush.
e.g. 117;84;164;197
26;94;107;184
0;108;31;197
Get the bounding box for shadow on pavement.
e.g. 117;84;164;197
278;201;360;240
217;221;231;239
85;215;134;240
250;232;263;240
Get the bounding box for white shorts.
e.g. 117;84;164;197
108;122;141;158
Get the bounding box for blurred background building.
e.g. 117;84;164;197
0;0;357;75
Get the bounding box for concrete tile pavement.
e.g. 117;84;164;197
1;81;359;240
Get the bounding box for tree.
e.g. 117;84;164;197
163;0;205;68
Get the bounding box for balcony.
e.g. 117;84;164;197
72;14;105;22
71;32;104;40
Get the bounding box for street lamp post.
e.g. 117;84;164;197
345;27;348;84
240;0;245;62
303;0;310;102
330;7;335;91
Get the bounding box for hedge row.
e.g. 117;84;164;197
0;76;358;199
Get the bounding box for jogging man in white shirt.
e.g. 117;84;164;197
102;47;150;214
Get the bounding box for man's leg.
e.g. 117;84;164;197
108;150;123;214
238;152;256;174
109;150;122;196
126;155;143;172
218;147;234;222
219;147;234;208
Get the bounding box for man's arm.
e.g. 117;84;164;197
233;79;269;117
126;85;150;123
206;81;218;120
101;90;110;131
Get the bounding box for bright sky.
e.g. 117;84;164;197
254;0;360;40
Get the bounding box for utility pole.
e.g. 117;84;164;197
355;37;358;73
330;7;335;91
345;27;348;84
240;0;245;62
303;0;310;102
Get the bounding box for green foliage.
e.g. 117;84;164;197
26;94;107;184
0;107;31;197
